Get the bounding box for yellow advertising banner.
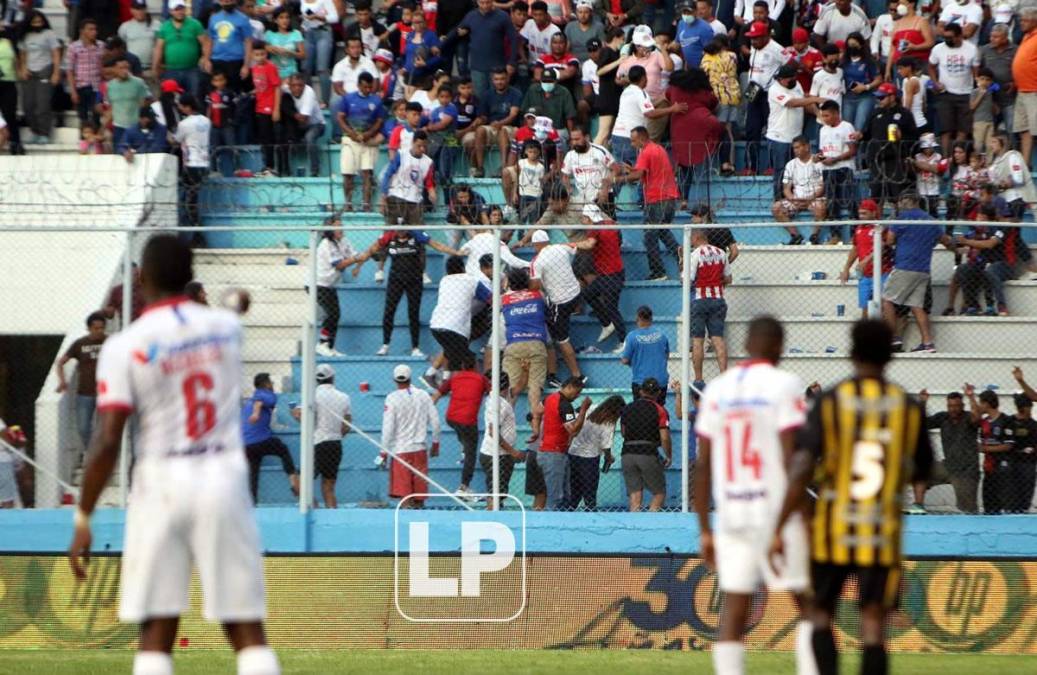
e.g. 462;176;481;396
1;556;1035;653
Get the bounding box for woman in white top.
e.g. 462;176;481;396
315;216;361;357
480;373;525;510
299;0;340;104
567;395;624;510
896;57;928;132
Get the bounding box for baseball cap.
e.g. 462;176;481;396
576;0;594;8
582;203;606;223
744;21;769;38
633;30;655;48
316;364;335;382
1015;393;1033;409
160;79;184;94
168;0;187;9
859;198;879;213
873;82;898;98
541;68;558;82
372;48;394;64
531;229;551;244
640;377;661;395
920;132;939;149
131;0;147;7
775;64;798;81
677;1;695;11
524;107;539;118
586;38;602;52
393;364;412;382
792;27;809;44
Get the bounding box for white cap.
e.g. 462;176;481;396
582;203;606;223
316;363;335;381
168;0;187;9
993;4;1013;23
393;364;412;382
531;229;551;244
575;0;594;8
533;116;554;135
632;25;654;48
920;132;938;149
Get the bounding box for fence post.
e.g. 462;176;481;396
680;224;692;513
871;222;882;317
118;228;133;508
299;228;318;513
490;227;502;510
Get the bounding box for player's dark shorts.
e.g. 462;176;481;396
573;250;596;278
811;562;902;612
470;304;492;341
315;440;342;481
432;328;472;370
690;298;727;338
546;296;581;344
525;448;546;495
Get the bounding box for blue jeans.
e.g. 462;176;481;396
823;167;858;240
768;140;792;200
471;70;492;102
536;450;570;510
432;144;459;188
301;123;326;176
842;91;875;134
303;27;333;103
984;261;1015;308
164;67;201;97
610;134;636;166
210;124;237;176
567;454;601;510
76;395;96;449
678;161;712;206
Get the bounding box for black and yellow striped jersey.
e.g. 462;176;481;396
797;377;933;567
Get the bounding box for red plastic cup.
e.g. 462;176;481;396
359;381;370;393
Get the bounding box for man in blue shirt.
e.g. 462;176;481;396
428;85;460;188
481;67;523;174
502;267;549;440
621;305;671;405
675;1;714;69
116;107;170;161
450;0;520;100
336;71;386;211
880;193;955;353
241;372;299;503
205;0;253;92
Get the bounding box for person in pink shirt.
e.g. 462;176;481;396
616;28;676;139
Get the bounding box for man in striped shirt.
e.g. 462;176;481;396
687;229;731;389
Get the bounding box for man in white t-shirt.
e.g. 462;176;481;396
382;364;441;509
291;364;352;509
694;316;813;675
766;65;822;204
68;234;281;675
427;256;493;384
929;23;979;156
870;0;897;64
521;1;560;63
480;372;524;510
529;229;585;385
772;135;826;244
173;94;212;247
744;21;786;174
285;74;326;177
330;36;377;99
816;99;858;244
561;126;615;206
809;44;845;110
609;64;684;166
938;0;983;46
812;0;871;44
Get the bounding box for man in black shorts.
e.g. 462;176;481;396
242;373;300;503
292;364;353;508
528;229;586;387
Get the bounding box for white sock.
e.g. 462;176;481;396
133;651;173;675
796;620;819;675
712;641;745;675
237;646;280;675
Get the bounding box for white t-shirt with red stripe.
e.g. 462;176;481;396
694;361;807;533
687;244;730;300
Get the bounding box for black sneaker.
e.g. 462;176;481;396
787;234;804;246
547;374;562;388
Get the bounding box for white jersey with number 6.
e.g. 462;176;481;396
95;297;266;623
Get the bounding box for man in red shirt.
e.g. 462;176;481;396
623;126;681;281
533;376;591;510
570;204;626;350
535;33;581;96
249;41;283;176
432;354;491;501
839;199;894;318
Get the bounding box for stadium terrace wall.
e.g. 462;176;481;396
2;510;1036;653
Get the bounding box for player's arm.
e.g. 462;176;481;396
659;427;672;467
964;383;982;424
839;246;859;283
69;407;131;579
341;411;352;436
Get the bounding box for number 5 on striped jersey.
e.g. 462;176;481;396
850;441;885;500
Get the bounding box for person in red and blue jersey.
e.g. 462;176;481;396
501;267;550;446
687;228;731;390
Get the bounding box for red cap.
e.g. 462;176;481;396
744;21;769;38
160;79;184;94
859;198;879;213
873;81;898;98
835;40;846;51
792;27;809;44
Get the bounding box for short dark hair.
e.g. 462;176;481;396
457;76;473;86
630;125;649;137
479;253;494;269
561;375;585;389
546;182;569;201
141;234;193;294
491;66;509;76
184;280;205;303
627;65;647;84
412;129;429;142
947;392;964;401
508;267;530;290
792;134;810;145
531;1;548;11
405;101;424;114
977;66;995;79
178;93;199;111
254;372;272;388
850;320;893;367
79;18;97;30
897;56;920;71
819;99;840;113
357;71;374;84
944;23;963;36
637;305;653;321
753;0;768;8
979;390;999;409
820;43;840;57
252;39;267;51
512;1;529;11
446;255;466;275
86;311;106;326
438;85;454;97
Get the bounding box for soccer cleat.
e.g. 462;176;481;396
376;344;390;356
904;502;927;515
374;269;385;283
597;324;616;342
910;343;936;353
547;374;562;389
411;347;426;358
423;273;433;285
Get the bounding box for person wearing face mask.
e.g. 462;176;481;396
117;106;171;161
937;0;983;47
616;27;677;141
928;22;979;157
675;1;714;69
16;10;61;145
521;67;577;148
886;0;934;82
812;0;871;46
809;44;846;111
840;32;883;133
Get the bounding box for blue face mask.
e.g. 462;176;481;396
541;82;556;93
681;13;696;24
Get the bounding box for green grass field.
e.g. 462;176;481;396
1;649;1033;674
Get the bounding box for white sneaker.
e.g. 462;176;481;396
376;344;390;356
423;273;433;285
597;323;616;342
316;343;344;357
411;347;426;358
611;343;625;354
374;269;385;283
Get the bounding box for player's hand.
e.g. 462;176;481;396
767;533;785;576
1013;366;1025;383
964;382;975;397
68;518;92;581
248;413;260;425
431;442;440;457
699;530;716;569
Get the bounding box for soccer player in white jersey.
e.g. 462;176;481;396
693;316;815;675
68;235;280;675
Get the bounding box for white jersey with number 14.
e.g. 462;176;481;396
695;360;807;534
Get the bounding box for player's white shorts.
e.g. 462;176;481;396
714;515;809;595
119;458;266;623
